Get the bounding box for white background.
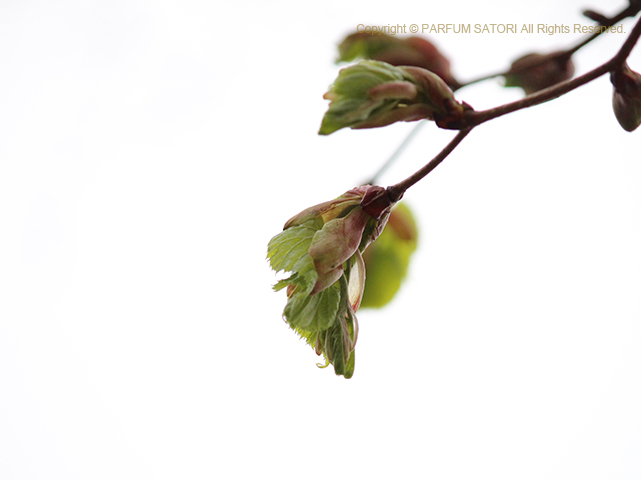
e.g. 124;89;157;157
1;0;640;479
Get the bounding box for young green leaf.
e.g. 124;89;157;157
267;185;395;378
284;281;341;331
267;218;322;274
319;60;464;135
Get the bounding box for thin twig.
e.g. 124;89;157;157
387;128;472;202
458;3;641;89
385;13;641;200
368;2;641;184
469;14;641;126
566;3;641;56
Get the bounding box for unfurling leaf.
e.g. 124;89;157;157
267;185;395;378
337;32;458;88
504;52;574;95
611;63;641;132
319;60;465;135
361;203;418;309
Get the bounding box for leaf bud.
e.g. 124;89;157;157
611;63;641;132
267;185;396;378
504;52;574;95
320;60;464;135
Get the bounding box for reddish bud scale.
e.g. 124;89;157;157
360;186;393;221
434;101;474;130
400;66;460;115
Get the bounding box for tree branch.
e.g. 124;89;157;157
386;128;472;202
385;13;641;200
458;2;641;89
468;14;641;126
370;3;641;187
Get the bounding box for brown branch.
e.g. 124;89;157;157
457;2;641;90
386;13;641;200
567;3;641;56
468;14;641;127
387;128;472;202
369;3;641;186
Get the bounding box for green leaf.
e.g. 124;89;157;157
319;61;410;135
319;60;462;135
361;202;418;308
267;218;323;273
267;187;394;378
317;276;357;377
284;280;340;331
329;308;357;379
291;274;357;378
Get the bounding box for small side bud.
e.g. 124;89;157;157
611;63;641;132
504;52;574;95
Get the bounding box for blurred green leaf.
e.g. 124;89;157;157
319;61;408;135
337;32;458;87
361;202;418;308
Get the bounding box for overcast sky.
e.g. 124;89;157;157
1;1;640;479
